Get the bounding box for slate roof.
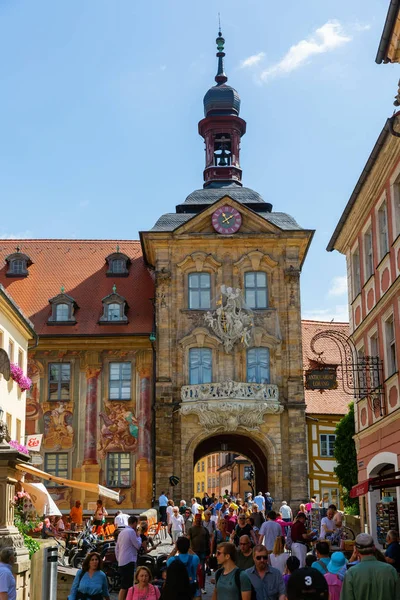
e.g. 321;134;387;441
302;319;350;416
151;210;303;232
0;240;154;336
181;186;265;206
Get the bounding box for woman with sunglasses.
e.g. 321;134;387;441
230;514;257;547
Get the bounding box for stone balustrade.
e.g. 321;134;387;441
181;379;279;402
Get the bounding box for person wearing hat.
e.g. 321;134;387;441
324;551;346;600
286;567;329;600
340;533;400;600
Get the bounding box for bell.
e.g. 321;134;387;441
218;148;228;166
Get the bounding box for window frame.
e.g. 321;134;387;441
189;347;212;385
377;201;389;260
392;175;400;240
188;272;211;310
364;228;374;281
109;362;132;401
385;316;397;378
351;247;361;298
244;271;268;309
44;452;69;486
319;434;336;457
48;363;71;401
246;347;270;384
107;303;123;321
106;452;132;488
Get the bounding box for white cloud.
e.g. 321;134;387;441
328;275;348;297
0;230;32;239
239;52;265;69
259;20;351;82
302;304;349;323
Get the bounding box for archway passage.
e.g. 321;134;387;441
193;433;268;494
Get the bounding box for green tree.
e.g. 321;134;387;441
333;402;359;513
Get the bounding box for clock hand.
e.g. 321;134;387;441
222;214;234;224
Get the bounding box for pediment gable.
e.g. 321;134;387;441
173;196;282;236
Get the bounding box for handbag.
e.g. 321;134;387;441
208;554;218;571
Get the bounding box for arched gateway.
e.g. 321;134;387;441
140;31;313;510
194;434;268;494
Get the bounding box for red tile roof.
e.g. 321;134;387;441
302;320;351;416
0;240;154;336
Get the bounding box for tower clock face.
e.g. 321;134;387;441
212;205;242;234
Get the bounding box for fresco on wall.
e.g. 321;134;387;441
98;400;138;458
26;359;42;435
43;402;74;449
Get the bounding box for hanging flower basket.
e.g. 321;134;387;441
10;363;32;392
9;439;30;455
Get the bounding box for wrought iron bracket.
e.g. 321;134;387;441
307;328;384;413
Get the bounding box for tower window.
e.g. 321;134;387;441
213;134;232;166
245;272;268;309
188;273;211;309
189;348;212;384
247;348;270;384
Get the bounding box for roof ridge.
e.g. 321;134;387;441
302;319;349;325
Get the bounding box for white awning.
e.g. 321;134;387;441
22;481;62;517
16;463;120;501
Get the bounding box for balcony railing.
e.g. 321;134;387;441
181;380;279;402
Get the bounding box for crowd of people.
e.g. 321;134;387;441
60;490;400;600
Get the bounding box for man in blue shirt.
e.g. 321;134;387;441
167;536;199;595
0;547;16;600
385;530;400;572
246;544;285;600
254;492;265;513
158;490;168;524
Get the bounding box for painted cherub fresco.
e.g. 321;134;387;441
98;401;138;458
43;403;74;449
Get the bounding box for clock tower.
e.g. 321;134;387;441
199;30;246;189
140;31;314;511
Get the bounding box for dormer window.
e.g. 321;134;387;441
48;287;78;325
5;248;32;278
105;247;131;277
100;285;128;324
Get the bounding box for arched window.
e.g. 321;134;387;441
189;348;212;384
107;303;122;321
56;303;70;321
244;272;268;309
5;250;32;278
188;273;211;309
246;348;270;384
11;260;24;274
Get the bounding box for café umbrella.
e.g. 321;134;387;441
15;463;120;501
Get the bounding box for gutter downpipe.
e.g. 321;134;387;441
376;0;400;64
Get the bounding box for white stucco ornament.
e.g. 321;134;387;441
180;399;283;432
204;285;253;353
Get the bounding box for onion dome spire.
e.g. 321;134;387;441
215;30;228;85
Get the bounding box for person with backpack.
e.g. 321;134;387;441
213;542;252;600
264;493;273;512
167;536;200;597
245;544;285;600
311;542;330;575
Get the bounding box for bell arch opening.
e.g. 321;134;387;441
193;433;268;496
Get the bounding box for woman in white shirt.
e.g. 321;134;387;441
269;536;289;574
170;507;184;542
166;500;175;526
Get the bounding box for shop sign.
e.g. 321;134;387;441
26;434;43;452
350;480;370;498
305;367;338;390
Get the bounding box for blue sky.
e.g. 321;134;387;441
0;0;398;322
